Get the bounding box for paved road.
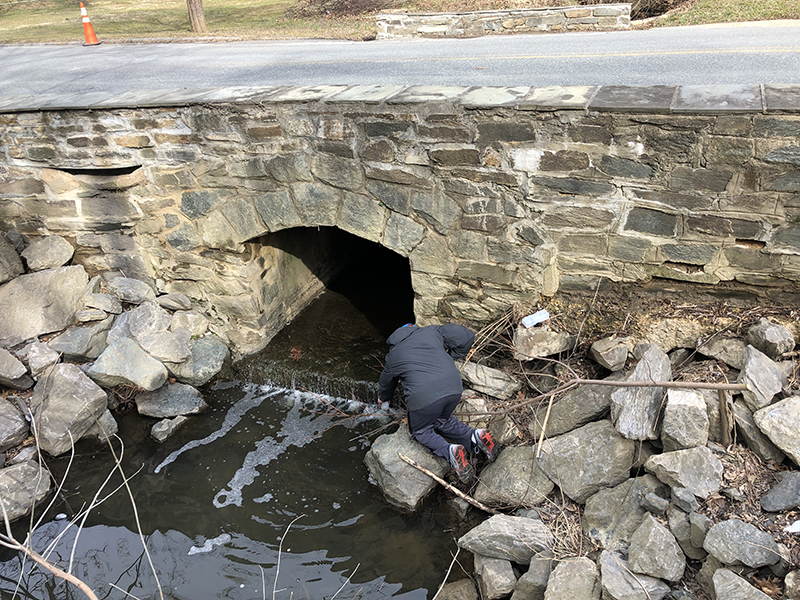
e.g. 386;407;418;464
1;20;799;96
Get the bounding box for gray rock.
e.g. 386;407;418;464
754;396;800;465
20;236;74;271
87;338;168;391
151;416;189;443
697;337;746;369
165;335;229;387
0;347;33;390
475;554;516;600
786;570;800;600
474;446;554;507
0;233;24;285
106;276;156;304
611;344;671;441
669;348;692;369
696;555;723;598
48;315;115;361
364;424;447;511
661;389;709;451
760;472;800;512
0;266;89;348
75;308;107;323
746;318;795;360
514;326;574;360
589;336;630;371
732;400;785;464
84;293;123;315
511;554;553;600
737;345;782;412
536;420;635;503
438;579;478;600
136;382;208;418
31;363;108;456
106;310;132;345
712;569;772;600
543;557;600;600
668;506;707;561
642;492;669;514
126;301;191;363
642;318;706;354
628;513;685;582
644;445;724;499
455;392;490;429
722;487;747;502
704;519;781;567
598;550;670;600
170;310;209;337
689;511;712;549
459;361;523;400
0;460;51;522
458;514;554;564
156;293;192;311
530;373;623;439
0;398;28;452
582;475;670;552
671;486;700;512
83;409;119;445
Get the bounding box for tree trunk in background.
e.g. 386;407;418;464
187;0;207;33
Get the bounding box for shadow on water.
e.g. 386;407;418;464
0;238;477;600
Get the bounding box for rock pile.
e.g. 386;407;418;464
0;234;230;523
365;316;800;600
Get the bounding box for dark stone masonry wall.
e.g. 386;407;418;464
1;84;799;356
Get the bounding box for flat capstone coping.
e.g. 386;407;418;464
0;84;798;113
376;2;631;17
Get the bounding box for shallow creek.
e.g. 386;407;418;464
0;254;478;599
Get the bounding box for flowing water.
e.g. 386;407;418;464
0;245;478;600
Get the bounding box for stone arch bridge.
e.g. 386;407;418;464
1;84;799;356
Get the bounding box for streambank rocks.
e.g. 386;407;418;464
474;446;553;507
458;514;554;563
0;461;51;522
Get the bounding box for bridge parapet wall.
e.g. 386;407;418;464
1;84;799;355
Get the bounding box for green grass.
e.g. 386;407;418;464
0;0;798;43
656;0;800;26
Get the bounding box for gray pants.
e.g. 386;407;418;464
407;393;474;459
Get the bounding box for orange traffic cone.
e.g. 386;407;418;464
80;2;101;46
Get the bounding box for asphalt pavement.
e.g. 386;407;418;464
0;20;799;96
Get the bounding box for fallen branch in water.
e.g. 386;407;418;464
397;453;498;515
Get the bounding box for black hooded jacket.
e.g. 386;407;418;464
377;324;475;411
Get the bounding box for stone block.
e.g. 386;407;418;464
669;166;732;192
754;116;800;138
539;150;590;171
624;207;678;237
542;206;616;229
590;85;676;113
290;182;340;226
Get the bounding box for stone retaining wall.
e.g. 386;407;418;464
375;3;631;39
1;84;800;356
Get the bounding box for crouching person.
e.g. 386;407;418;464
378;323;499;483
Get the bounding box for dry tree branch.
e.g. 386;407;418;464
330;563;360;600
274;514;305;600
397;453;498;514
431;548;460;600
108;582;143;600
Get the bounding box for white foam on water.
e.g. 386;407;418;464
187;532;232;555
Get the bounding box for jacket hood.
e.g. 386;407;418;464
386;324;418;346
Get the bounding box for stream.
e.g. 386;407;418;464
0;248;477;600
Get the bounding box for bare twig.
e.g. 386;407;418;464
274;515;305;600
330;563;360;600
397;453;498;514
431;548;460;600
108;582;143;600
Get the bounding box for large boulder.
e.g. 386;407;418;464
611;344;671;441
47;315;115;361
598;550;670;600
20;235;74;271
582;475;669;551
458;361;522;400
136;382;208;418
536;420;634;503
0;266;88;348
105;276;156;304
732;400;785;464
713;569;772;600
0;461;51;522
513;326;574;360
438;580;478;600
746;318;796;360
628;513;685;582
474;446;554;507
754;396;800;465
661;388;709;451
643;445;723;499
474;554;516;600
760;472;800;512
543;557;600;600
0;347;33;390
737;345;782;412
126;301;191;363
363;424;447;511
87;338;168;391
589;336;630;371
697;336;746;369
530;373;623;439
0;233;24;285
31;363;108;456
457;514;554;564
703;519;781;568
26;341;60;379
0;398;29;452
165;335;230;386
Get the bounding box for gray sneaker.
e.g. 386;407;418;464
472;428;499;462
448;444;475;484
